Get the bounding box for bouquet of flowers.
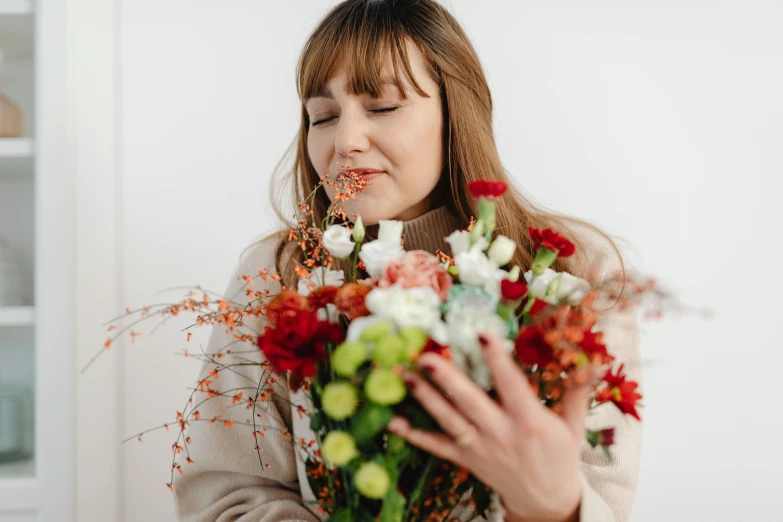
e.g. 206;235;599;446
87;167;673;522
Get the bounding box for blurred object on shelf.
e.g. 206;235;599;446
0;237;30;306
0;383;33;463
0;48;24;137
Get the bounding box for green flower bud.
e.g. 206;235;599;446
508;265;521;282
355;461;391;499
322;381;359;421
477;198;497;231
531;247;557;275
332;341;368;377
353;215;365;243
322;430;359;467
365;368;406;405
372;335;406;367
399;327;428;357
359;320;393;343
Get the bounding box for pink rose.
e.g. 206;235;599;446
378;250;452;301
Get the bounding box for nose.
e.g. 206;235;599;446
334;107;370;158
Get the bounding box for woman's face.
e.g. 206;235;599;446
305;42;444;225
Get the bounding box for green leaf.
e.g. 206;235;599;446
379;488;406;522
310;411;325;433
351;404;394;446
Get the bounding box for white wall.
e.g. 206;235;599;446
74;1;783;521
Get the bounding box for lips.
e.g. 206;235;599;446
338;168;386;181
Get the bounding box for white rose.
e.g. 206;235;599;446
359;240;405;279
454;249;499;287
365;284;442;332
445;230;471;256
323;224;355;258
524;268;591;306
487;235;516;266
445;308;510;390
298;266;345;296
377;219;403;244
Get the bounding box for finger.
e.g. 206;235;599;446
478;332;540;420
559;368;592;439
402;369;491;442
386;415;466;466
414;352;509;430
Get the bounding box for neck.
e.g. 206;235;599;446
364;205;466;256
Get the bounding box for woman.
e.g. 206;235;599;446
174;1;642;521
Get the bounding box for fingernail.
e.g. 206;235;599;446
387;416;406;432
478;334;489;348
402;373;418;390
418;363;435;375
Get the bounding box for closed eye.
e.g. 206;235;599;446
311;107;400;127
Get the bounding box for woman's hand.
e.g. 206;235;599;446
386;331;590;522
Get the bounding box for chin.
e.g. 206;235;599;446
342;201;395;226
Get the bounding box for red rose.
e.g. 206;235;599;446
515;326;554;367
256;307;344;390
468;180;508;199
599;428;615;447
528;227;575;258
501;279;528;301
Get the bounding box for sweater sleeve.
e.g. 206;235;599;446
577;301;643;522
173;234;321;522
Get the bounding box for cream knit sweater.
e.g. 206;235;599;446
174;206;642;522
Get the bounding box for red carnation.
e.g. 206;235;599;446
468;180;508;199
501;279;528;301
264;290;309;328
515;325;554;367
596;364;642;420
528;227;575;258
334;283;371;319
307;285;339;310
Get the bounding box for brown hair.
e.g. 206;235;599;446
247;0;627;298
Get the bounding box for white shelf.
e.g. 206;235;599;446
0;138;33;156
0;306;34;326
0;0;32;16
0;138;34;179
0;457;33;480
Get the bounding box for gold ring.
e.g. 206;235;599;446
455;424;478;448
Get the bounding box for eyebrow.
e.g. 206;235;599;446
307;75;405;103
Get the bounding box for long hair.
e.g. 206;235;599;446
247;0;627;301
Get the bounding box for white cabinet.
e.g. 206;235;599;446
0;0;73;520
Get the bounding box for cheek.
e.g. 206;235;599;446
307;132;328;171
390;109;443;184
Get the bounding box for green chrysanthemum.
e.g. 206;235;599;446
331;341;368;377
364;368;406;405
399;327;428;357
322;381;359;420
355;461;391;499
359;320;393;342
371;335;406;367
321;431;359;467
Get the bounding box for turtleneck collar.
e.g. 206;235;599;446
364;205;466;256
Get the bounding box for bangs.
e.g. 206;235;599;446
297;3;434;107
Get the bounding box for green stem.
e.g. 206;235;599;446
404;455;437;522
